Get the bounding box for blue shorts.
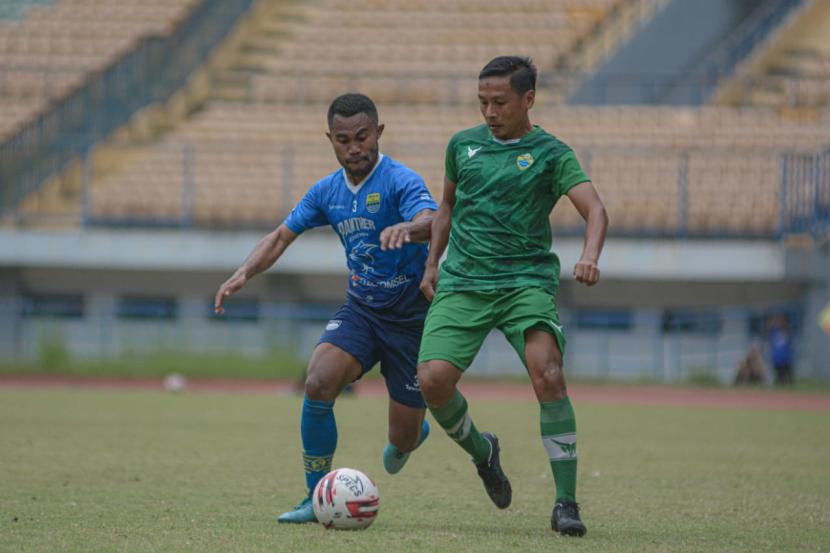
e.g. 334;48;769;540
318;298;427;409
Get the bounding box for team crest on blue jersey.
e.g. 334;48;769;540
516;153;534;171
366;192;381;213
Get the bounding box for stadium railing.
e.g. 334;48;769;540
782;147;830;238
5;297;805;384
68;140;802;240
0;0;254;216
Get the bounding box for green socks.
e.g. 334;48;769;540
429;389;491;464
431;391;578;501
540;396;578;502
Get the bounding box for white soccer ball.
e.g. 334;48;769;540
163;373;186;392
312;468;379;530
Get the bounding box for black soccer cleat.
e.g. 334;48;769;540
551;500;587;537
474;432;512;509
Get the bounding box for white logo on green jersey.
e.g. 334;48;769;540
467;146;482;158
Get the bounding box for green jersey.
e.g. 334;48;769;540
439;124;589;293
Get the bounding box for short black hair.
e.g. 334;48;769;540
478;56;537;95
327;93;378;127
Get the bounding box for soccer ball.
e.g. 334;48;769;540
163;373;186;392
312;468;379;530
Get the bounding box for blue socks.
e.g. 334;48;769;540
300;396;337;496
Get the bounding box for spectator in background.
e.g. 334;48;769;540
767;315;794;386
734;339;767;385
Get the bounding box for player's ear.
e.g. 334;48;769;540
325;131;333;143
376;123;385;138
524;89;535;110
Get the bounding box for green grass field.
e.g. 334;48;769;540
1;388;828;553
0;351;307;381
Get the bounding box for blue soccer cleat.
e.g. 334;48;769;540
277;496;317;524
383;419;430;474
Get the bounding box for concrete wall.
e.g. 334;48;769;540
0;229;824;381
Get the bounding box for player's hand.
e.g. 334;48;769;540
379;222;413;251
420;264;439;301
573;258;600;286
214;272;247;314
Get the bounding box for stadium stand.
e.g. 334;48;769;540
0;0;200;140
4;0;830;239
0;0;54;21
222;0;620;105
715;0;830;108
84;103;830;236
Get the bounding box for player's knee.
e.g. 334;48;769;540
531;361;567;400
417;362;453;402
304;370;339;401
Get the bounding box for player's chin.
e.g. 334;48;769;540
348;160;372;175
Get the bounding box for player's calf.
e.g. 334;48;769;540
383;419;430;474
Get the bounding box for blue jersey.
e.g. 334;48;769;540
284;154;437;315
768;327;793;366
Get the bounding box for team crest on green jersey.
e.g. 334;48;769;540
366;192;381;213
516;153;534;171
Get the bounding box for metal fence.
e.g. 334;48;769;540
1;296;805;384
782;148;830;238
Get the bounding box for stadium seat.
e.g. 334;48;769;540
10;0;829;237
0;0;200;138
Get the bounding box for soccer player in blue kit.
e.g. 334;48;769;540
214;94;437;523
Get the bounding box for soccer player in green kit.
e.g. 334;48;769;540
417;56;608;537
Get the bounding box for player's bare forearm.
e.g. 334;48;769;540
419;203;452;301
567;182;608;286
420;177;455;300
425;176;456;269
215;224;297;313
425;203;452;269
379;209;434;250
406;209;435;242
240;224;297;279
580;200;608;264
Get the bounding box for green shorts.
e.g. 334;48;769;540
417;287;566;371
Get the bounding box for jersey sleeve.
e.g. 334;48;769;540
397;173;438;221
553;150;590;198
283;183;328;234
444;133;460;183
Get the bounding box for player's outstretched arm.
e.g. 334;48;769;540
214;224;299;314
567;181;608;287
420;176;456;301
379;208;435;250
